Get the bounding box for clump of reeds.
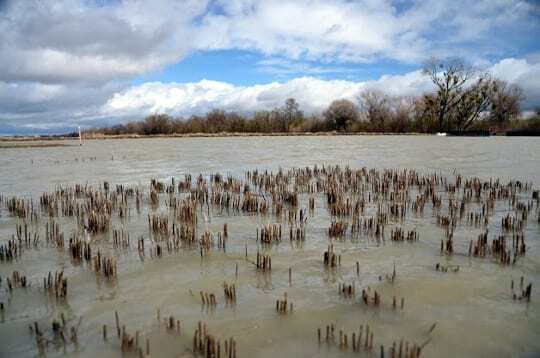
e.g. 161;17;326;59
361;288;380;306
338;282;355;298
5;271;27;291
255;251;272;272
323;245;340;268
87;210;111;234
15;223;40;248
175;198;198;225
390;228;418;242
289;224;305;241
45;220;64;247
43;271;68;300
149;189;159;207
309;196;315;213
317;323;374;353
0;239;20;262
258;224;282;245
384;338;425;358
165;314;181;333
6;197;35;219
276;292;293;315
435;263;459;273
328;220;348;238
112;229;130;249
468;231;526;265
93;250;117;280
200;291;217;308
511;276;532;302
148;213;169;235
440;231;454;255
108;311;148;356
223;282;237;304
193;321;237;358
69;235;92;263
30;315;82;355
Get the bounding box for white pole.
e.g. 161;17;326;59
78;126;82;146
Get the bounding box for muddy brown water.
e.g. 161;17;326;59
0;135;539;357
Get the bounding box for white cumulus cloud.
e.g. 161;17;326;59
100;71;430;117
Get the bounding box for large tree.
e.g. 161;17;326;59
358;90;390;132
324;99;358;130
281;98;303;132
488;80;524;126
450;74;497;131
388;96;415;133
142;114;172;134
422;58;474;131
206;109;227;133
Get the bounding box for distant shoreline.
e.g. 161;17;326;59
0;130;536;143
0;131;426;142
0;141;74;148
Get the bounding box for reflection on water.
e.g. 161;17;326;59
0;136;539;358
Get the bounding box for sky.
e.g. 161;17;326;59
0;0;539;134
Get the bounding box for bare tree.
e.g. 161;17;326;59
206;109;227;132
324;99;358;130
389;96;415;133
488;80;524;126
411;95;435;132
142;114;172;134
358;90;390;132
451;73;496;131
422;57;474;131
281;98;303;132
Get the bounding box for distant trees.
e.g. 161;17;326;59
282;98;303;131
324;99;358;130
206;109;227;132
388;97;415;133
488;80;524;126
142;114;172;135
358;90;390;132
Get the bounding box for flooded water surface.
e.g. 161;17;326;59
0;136;539;358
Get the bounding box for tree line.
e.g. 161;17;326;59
88;58;539;136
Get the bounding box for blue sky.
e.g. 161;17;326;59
133;50;419;86
0;0;539;134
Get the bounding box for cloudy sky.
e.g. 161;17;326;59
1;0;539;134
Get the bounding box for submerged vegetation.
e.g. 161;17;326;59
87;58;539;137
0;164;538;356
